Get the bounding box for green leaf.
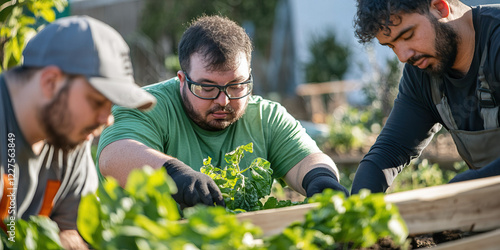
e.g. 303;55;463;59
0;5;15;23
39;8;55;22
28;216;63;249
262;197;303;209
78;194;102;246
2;216;64;249
248;158;273;198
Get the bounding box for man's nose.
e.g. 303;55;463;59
103;114;114;127
213;90;230;106
393;44;414;63
98;103;114;126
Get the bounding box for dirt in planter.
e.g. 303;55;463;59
409;230;463;248
334;230;465;249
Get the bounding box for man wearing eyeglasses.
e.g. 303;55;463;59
97;15;349;208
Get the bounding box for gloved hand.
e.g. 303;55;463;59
449;158;500;183
163;159;225;208
302;167;350;197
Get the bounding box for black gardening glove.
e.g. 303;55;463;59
302;167;350;197
449;158;500;183
163;159;225;208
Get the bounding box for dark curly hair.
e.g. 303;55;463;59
354;0;458;44
178;15;253;73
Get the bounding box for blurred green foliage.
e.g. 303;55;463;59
325;55;400;154
79;166;411;249
1;216;63;249
388;160;468;193
362;55;402;118
326;106;383;153
304;31;351;83
0;0;67;72
140;0;278;58
338;159;468;193
78;166;261;249
267;189;409;249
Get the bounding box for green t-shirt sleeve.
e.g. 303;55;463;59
98;104;167;152
263;101;322;178
96;84;172;180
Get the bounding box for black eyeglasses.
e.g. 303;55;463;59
183;71;253;100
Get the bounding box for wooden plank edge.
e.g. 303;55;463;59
236;203;318;237
386;176;500;234
430;228;500;250
385;175;500;204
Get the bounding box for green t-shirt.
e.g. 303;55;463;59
97;77;321;180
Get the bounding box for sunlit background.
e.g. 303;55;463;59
1;0;497;191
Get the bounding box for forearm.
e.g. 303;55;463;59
98;139;173;187
59;230;88;250
283;152;339;196
351;161;389;194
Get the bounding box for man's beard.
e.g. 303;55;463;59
407;15;459;76
40;81;78;150
39;80;81;151
181;82;247;131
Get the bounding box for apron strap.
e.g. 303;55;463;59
431;76;444;105
477;43;499;129
431;76;458;129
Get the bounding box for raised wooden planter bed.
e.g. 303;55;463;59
237;175;500;248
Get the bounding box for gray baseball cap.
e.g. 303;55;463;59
22;15;156;110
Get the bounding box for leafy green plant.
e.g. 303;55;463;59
0;0;67;72
78;166;262;250
1;216;63;250
76;163;411;249
201;143;303;212
266;189;409;249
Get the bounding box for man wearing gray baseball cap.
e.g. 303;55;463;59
0;15;155;248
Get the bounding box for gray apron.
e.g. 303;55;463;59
431;44;500;169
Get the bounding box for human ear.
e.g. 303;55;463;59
430;0;450;18
177;70;186;89
39;66;64;99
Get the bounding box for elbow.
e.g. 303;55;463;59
97;145;115;178
98;155;110;177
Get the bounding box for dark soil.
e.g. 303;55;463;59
334;230;465;249
364;230;464;249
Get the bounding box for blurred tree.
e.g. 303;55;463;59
140;0;278;59
304;31;351;83
0;0;67;72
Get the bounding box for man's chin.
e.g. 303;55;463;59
47;137;82;151
205;119;234;131
424;63;447;77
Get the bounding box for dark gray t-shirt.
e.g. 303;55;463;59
352;4;500;193
0;75;97;230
